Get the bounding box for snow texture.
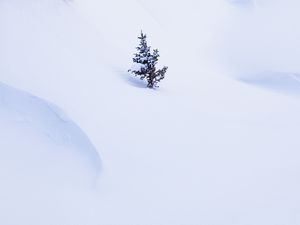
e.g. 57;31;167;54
0;0;300;225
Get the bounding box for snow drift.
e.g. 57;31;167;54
222;0;300;94
1;0;300;225
0;82;101;225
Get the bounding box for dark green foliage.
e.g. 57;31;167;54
129;31;168;88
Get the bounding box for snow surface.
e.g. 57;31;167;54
1;0;300;224
0;82;101;224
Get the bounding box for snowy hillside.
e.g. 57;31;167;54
0;82;101;224
1;0;300;224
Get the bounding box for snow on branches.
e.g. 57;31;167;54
128;31;168;88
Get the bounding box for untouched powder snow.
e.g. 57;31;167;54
0;0;300;225
0;82;101;178
222;0;300;89
0;82;101;225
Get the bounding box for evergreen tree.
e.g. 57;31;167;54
129;31;168;88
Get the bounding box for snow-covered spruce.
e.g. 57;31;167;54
128;31;168;88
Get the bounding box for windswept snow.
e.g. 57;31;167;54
0;0;300;225
221;0;300;86
0;82;101;186
0;82;101;225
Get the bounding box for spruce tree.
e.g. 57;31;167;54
129;31;168;88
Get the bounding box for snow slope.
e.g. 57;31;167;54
0;82;101;224
222;0;300;87
1;0;300;224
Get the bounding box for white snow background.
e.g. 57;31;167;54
0;0;300;224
